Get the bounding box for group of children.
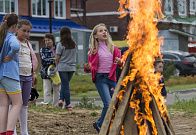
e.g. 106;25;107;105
0;13;76;135
0;13;38;135
0;13;167;135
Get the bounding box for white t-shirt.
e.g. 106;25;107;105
19;41;32;76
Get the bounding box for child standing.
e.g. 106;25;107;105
154;59;167;98
0;13;23;135
86;23;121;133
40;33;60;106
56;27;77;110
16;19;38;135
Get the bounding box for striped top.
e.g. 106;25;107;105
97;42;113;73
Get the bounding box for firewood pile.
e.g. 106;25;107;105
100;54;175;135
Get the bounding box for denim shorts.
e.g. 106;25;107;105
0;77;21;94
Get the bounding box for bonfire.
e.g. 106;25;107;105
99;0;175;135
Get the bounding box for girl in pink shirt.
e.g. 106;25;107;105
86;23;121;133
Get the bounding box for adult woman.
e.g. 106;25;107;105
0;13;23;135
86;23;121;132
56;27;77;110
40;33;60;106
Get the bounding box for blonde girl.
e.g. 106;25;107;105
87;23;121;132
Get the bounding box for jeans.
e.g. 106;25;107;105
94;73;116;128
59;71;74;106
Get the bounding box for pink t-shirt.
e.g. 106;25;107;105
97;42;113;73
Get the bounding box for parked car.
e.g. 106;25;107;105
162;51;196;76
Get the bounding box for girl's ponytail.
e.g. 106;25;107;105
0;13;18;47
0;22;8;47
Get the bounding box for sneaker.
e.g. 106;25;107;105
40;102;49;105
93;122;100;133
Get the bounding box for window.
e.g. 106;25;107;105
0;0;18;14
178;0;187;16
54;0;66;18
164;0;173;15
32;0;48;17
190;0;196;15
70;0;82;9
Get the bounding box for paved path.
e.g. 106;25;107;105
166;89;196;105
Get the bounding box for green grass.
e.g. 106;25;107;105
113;40;128;47
36;73;196;98
169;99;196;114
29;104;65;113
70;74;96;93
166;76;196;93
35;73;196;113
166;76;196;86
167;84;196;93
36;73;97;98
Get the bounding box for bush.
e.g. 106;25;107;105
163;62;176;81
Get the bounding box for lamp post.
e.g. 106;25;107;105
48;0;53;33
82;0;87;26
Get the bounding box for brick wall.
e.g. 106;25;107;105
18;0;70;19
86;0;119;12
18;0;29;16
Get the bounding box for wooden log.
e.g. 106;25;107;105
99;54;132;135
108;82;134;135
99;53;175;135
164;114;175;135
151;96;167;135
123;107;138;135
161;115;175;135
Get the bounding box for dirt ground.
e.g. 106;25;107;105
16;107;196;135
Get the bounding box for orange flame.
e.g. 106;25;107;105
118;0;167;134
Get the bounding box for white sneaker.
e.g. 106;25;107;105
40;101;49;105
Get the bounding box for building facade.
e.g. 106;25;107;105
71;0;196;52
0;0;90;66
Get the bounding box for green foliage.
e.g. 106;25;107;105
170;98;196;113
163;62;175;81
75;96;101;109
113;40;128;47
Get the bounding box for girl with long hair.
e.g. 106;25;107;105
86;23;121;132
56;27;77;110
0;13;23;135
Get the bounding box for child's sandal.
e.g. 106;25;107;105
66;104;73;111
